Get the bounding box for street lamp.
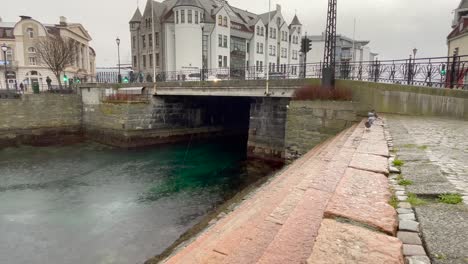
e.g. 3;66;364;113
116;37;121;83
1;43;8;90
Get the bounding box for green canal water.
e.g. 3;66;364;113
0;137;277;264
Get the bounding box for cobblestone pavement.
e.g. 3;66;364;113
390;115;468;203
387;115;468;264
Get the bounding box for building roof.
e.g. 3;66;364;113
130;8;142;23
134;0;300;36
448;16;468;40
258;10;276;25
290;14;302;26
0;16;93;41
0;22;16;28
174;0;203;8
459;0;468;9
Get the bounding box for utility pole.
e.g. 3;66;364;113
265;0;271;95
322;0;337;88
352;18;356;62
151;0;157;82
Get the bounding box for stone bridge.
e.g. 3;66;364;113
77;79;468;163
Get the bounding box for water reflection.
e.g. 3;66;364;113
0;137;276;264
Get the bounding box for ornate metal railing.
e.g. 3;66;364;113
93;55;468;89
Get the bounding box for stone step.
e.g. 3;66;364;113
198;126;357;263
163;124;360;264
324;168;398;235
254;131;359;264
307;219;404;264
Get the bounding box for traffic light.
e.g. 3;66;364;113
63;75;68;83
123;77;129;83
301;37;312;53
441;65;447;76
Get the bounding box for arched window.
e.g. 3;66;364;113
28;47;36;53
27;28;34;38
218;15;223;26
223;16;228;27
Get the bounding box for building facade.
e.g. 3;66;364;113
0;16;96;91
448;0;468;57
301;34;378;65
129;0;303;81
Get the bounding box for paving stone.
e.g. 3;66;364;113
398;195;408;201
349;153;389;175
356;139;389;157
324;168;398;235
406;182;457;197
397;231;422;245
398;202;412;209
399;213;416;221
307;219;404;264
399;220;419;232
403;245;426;256
397;208;413;214
395;191;406;196
402;163;450;184
390;166;401;173
256;189;332;264
405;256;431;264
415;204;468;264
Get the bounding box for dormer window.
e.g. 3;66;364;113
218;15;223;26
27;28;34;38
223;16;228;27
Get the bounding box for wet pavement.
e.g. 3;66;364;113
386;115;468;264
0;139;275;264
387;115;468;202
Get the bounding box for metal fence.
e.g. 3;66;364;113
91;55;468;89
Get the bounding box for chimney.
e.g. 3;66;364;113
60;16;67;25
276;4;281;12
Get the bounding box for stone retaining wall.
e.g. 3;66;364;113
247;97;289;163
285;100;359;161
0;94;82;147
338;80;468;120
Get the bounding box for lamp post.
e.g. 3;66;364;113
1;43;8;90
412;48;417;85
116;37;122;83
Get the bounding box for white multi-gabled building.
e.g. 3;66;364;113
129;0;302;81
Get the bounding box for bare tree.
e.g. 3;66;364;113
35;35;76;89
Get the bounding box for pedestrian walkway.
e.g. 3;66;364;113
162;121;403;264
386;115;468;264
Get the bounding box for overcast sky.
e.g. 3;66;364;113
2;0;461;66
